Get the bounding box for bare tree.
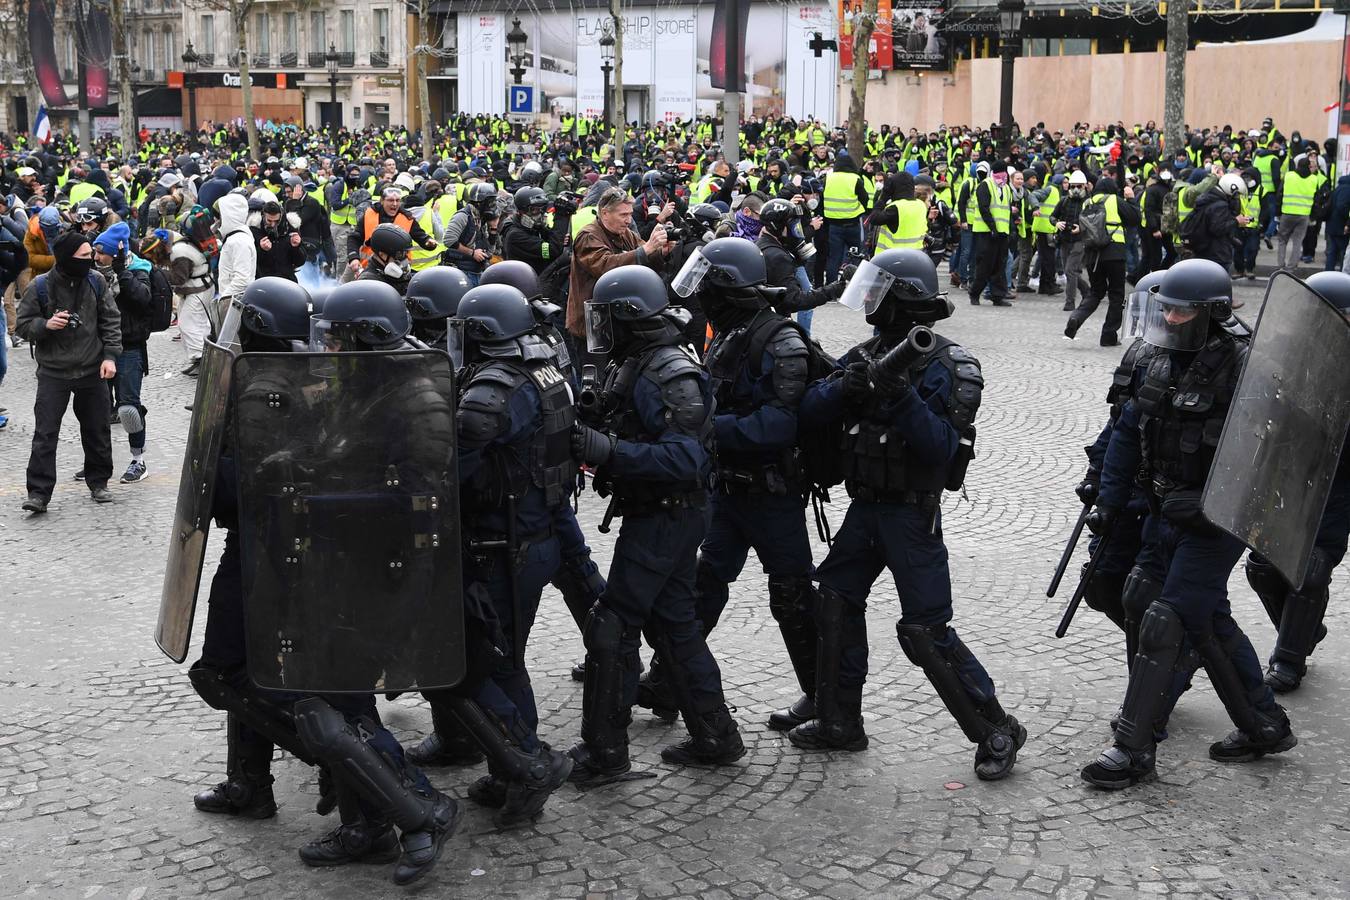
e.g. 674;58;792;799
610;0;623;139
186;0;260;159
413;0;435;163
846;0;879;162
1163;0;1188;154
110;0;136;155
0;0;41;134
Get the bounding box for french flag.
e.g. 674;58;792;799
33;106;51;144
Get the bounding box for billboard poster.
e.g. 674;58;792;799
837;0;893;71
891;2;950;71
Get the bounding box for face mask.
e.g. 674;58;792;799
807;198;819;211
383;260;406;280
59;256;94;279
519;214;535;229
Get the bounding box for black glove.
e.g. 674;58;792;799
867;361;909;398
1075;469;1100;504
571;422;616;467
1085;504;1118;537
840;361;871;405
839;262;858;282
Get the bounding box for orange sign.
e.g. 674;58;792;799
838;0;893;71
166;70;184;89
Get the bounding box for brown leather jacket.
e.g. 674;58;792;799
566;219;661;337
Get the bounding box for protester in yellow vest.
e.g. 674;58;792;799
1276;156;1317;270
821;154;871;280
966;163;1013;306
872;172;927;253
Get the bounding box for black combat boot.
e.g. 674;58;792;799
406;699;487;767
789;588;868;751
972;699;1027;782
1196;623;1299;764
767;695;816;732
497;746;575;827
193;717;277;819
299;788;400;867
766;575;820;732
635;659;679;723
660;705;747;766
569;605;641;784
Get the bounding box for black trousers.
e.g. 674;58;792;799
1034;233;1058;293
968;232;1009;301
1135;231;1164;282
27;372;113;498
1067;256;1126;343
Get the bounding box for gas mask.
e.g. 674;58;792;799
806;197;819;211
779;220;816;263
378;253;407;281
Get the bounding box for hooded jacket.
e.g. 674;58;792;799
217;193;256;300
17;260;123;380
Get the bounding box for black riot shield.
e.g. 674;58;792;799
231;349;465;693
156;339;236;662
1202;272;1350;589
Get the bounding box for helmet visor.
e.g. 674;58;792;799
309;316;344;352
446;318;466;370
671;247;711;298
1125;285;1151;340
217;297;244;350
585;302;616;354
837;259;896;314
1141;290;1212;351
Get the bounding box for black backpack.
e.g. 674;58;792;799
1179;201;1210;252
146;266;174;332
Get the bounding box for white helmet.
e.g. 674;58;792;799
1067;170;1088;186
1218;173;1248;197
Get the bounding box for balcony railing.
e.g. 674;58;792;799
197;52;215;66
307;51;327;68
251;52;270;67
278;50;297;67
370;50;388;67
338;51;355;66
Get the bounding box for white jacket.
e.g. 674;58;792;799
216;193;256;300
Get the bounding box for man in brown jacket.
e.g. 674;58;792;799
566;187;671;337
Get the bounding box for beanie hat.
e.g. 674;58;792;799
91;221;132;257
52;232;90;264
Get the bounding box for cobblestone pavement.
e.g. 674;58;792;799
2;268;1349;900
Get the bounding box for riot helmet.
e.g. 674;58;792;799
759;197;816;263
74;197;109;230
466;182;499;216
585;265;689;355
308;284;333;316
367;223;413;281
1306;270;1350;315
311;280;412;351
513;186;549;217
1125;270;1167;339
238;277;313;351
840;249;953;330
673;237;770;330
448;283;535;368
406;265;473;321
687;203;723;241
1142;258;1232;351
480;259;541;299
517;160;543;186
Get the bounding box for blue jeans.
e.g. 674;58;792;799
794;266;814;333
0;313;8;388
957;229;974;281
1236;231;1262;274
825;219;863;282
114;346;146;452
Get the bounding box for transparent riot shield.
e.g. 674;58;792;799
1202;272;1350;589
231;349;464;693
156;339;237;662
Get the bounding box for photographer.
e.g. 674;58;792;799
282;175;331;289
634;171;686;240
251;198;305;281
16;233;122;512
91;223;154;484
566;187;670;341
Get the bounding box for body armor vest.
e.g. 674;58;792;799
1134;335;1244;492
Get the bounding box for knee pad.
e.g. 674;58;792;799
896;622;945;669
1136;602;1185;656
1083;572;1126;615
1121;566;1162;622
1245;553;1289;598
582;604;625;654
294;697;351;759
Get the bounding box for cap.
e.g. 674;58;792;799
158;172;183;189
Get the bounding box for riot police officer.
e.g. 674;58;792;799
1081;259;1297;789
188;277;322;822
359;223;415;294
791;249;1027;783
1243;269;1350;692
569;265;746;782
404;264;472;350
640;237;821;731
287;280;461;882
437;283;575;824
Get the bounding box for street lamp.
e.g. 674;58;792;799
181;41;199;148
997;0;1026;159
599;24;615;136
325;42;340;139
506;17;527;85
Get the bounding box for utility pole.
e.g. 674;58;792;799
609;0;622;139
722;0;741;165
75;0;91;154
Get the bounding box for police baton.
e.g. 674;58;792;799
1054;525;1112;639
1046;501;1092;598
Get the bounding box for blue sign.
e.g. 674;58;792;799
508;86;535;115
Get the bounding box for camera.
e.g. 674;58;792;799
553;192;579;217
661;224;687;243
64;311;83;329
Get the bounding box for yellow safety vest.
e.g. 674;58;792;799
571;205;599;238
410;196;456;271
822;172;864;220
969;181;1010;235
1177;187;1194;224
1281;171;1315;217
875;199;927;252
1240;188;1262;228
1032;185;1059;235
68;181;104;204
1083;193;1124;244
1253;155;1277;193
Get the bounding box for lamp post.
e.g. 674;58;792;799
506;16;528;140
599;23;615;137
997;0;1025;160
181;41;199;149
325;42;340;140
